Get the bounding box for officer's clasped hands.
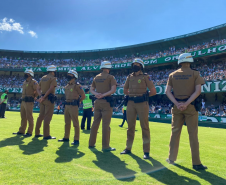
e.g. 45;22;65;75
95;93;104;99
37;96;45;103
179;103;188;111
176;102;187;111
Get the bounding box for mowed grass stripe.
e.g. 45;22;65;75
0;111;226;185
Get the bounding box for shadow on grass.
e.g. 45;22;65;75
130;154;201;185
90;148;136;182
0;135;25;148
176;164;226;185
82;130;91;134
55;142;85;163
19;138;48;155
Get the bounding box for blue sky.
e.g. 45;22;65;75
0;0;225;51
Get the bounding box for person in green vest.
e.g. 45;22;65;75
81;88;93;130
0;90;8;118
116;98;127;127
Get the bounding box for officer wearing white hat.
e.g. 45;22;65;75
35;65;58;139
100;61;112;69
13;69;40;136
120;58;156;159
165;53;207;170
58;70;85;145
89;61;117;151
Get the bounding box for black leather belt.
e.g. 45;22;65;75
128;96;147;103
65;99;79;106
94;96;115;107
65;102;78;106
175;98;189;102
22;96;34;102
128;97;137;101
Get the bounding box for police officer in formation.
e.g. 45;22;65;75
4;57;208;170
58;70;85;145
13;69;39;137
116;98;127;127
35;65;58;139
89;61;117;151
0;90;8;118
120;58;156;159
165;53;207;170
81;88;93;130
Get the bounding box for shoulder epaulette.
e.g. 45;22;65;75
32;79;38;84
191;68;199;71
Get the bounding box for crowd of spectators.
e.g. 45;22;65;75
1;59;226;89
201;104;226;117
0;39;225;69
2;38;226;121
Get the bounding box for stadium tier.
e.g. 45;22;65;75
1;24;226;120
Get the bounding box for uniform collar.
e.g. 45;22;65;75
47;73;54;77
102;71;109;74
68;81;75;85
181;66;191;69
132;71;143;76
26;78;32;82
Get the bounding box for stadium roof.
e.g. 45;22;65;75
1;23;226;59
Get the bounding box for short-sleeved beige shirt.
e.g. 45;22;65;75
167;67;205;99
39;74;57;94
22;79;38;98
91;71;117;94
65;81;85;102
124;72;155;97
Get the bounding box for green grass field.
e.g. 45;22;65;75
0;111;226;185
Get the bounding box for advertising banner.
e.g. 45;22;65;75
22;44;226;72
8;106;226;123
2;80;226;95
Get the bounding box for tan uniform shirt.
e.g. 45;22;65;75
39;74;57;94
22;79;38;98
167;67;205;99
124;72;155;97
65;81;84;102
91;71;117;94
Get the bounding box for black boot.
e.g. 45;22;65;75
35;134;43;138
89;145;96;148
71;140;79;145
143;153;150;159
193;164;207;170
43;136;56;140
120;149;131;154
102;147;116;152
23;133;32;137
166;158;175;164
58;138;69;142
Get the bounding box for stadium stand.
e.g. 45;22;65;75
1;23;226;120
1;60;226;88
0;38;225;69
